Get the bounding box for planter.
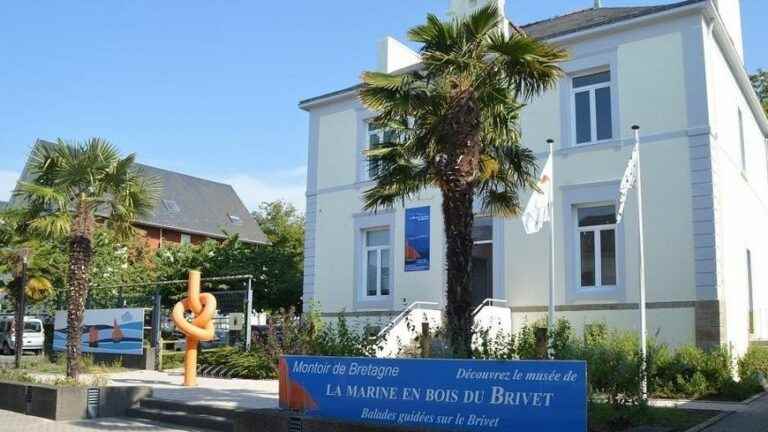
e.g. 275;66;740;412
0;380;151;421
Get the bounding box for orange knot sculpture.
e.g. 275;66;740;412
171;270;217;386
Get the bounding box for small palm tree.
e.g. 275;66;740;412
16;138;160;378
360;5;566;357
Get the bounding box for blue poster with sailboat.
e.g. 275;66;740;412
53;308;145;355
405;206;430;271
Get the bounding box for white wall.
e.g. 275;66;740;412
705;27;768;354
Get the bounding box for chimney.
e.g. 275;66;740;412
594;0;602;8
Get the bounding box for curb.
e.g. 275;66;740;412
682;412;734;432
741;391;767;405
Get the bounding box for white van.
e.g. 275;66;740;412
0;317;45;355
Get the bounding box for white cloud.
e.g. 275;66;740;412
216;166;307;213
0;170;19;202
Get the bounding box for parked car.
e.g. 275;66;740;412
0;317;45;355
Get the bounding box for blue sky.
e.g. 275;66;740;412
1;1;765;211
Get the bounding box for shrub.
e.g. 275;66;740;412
579;330;643;409
739;346;768;385
199;347;276;380
649;345;740;400
311;314;380;357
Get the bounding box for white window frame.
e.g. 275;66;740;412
180;233;192;245
738;108;747;174
571;70;613;146
575;205;618;292
362;228;391;299
365;124;386;181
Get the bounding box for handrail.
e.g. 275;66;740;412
377;301;440;338
472;298;508;317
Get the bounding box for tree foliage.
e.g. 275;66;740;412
359;5;566;357
751;69;768;116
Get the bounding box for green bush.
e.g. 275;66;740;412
579;330;644;409
199;347;276;380
311;314;380;357
739;346;768;385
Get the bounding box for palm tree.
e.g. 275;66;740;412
359;5;567;357
15;138;160;378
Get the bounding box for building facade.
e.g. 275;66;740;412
300;0;768;356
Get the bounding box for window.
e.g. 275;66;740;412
228;213;242;225
366;123;395;180
572;71;613;145
747;249;754;334
363;228;391;298
471;217;493;307
576;205;617;290
162;199;180;213
180;233;192;245
738;109;746;173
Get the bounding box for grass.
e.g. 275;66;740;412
16;354;125;375
589;403;720;432
0;354;124;387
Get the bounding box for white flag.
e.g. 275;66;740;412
522;155;553;234
617;144;639;224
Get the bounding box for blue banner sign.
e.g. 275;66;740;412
279;356;587;431
405;206;430;271
53;308;145;355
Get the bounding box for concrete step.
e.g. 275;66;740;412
140;398;240;419
126;401;234;432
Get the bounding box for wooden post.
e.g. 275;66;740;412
420;321;431;358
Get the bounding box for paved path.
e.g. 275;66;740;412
107;369;280;410
0;409;211;432
702;393;768;431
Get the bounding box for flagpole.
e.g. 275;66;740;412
546;138;556;357
633;125;648;400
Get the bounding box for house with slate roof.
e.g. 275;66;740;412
300;0;768;356
11;139;268;249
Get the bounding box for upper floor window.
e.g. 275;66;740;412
573;71;613;145
363;228;391;298
366;123;397;181
738;108;747;174
576;205;617;291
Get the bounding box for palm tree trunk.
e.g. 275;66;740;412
442;186;475;358
66;206;94;380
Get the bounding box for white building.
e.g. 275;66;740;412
299;0;768;356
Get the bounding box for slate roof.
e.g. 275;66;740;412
520;0;705;40
132;163;269;245
14;140;269;245
300;0;705;107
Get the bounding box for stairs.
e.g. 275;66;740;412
126;398;236;432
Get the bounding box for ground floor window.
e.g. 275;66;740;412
363;228;391;298
576;205;617;291
471;217;493;307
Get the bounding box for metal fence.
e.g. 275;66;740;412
47;275;257;370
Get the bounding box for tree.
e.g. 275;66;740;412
15;139;159;379
153;200;305;311
359;6;566;357
0;208;61;363
253;201;304;310
751;70;768;116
